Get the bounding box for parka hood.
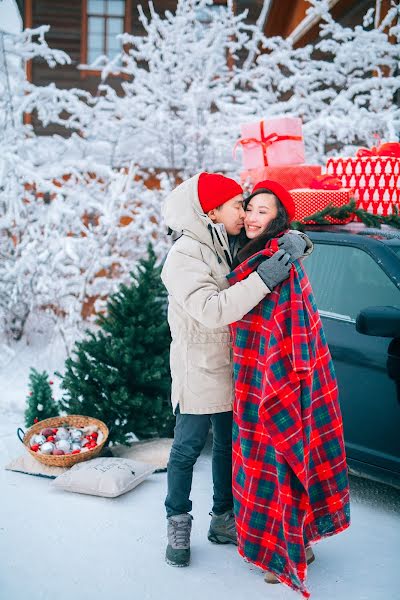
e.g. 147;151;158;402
162;173;231;261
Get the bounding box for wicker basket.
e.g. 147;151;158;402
17;415;109;468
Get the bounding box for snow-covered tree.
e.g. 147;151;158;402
0;26;170;345
248;0;400;163
93;0;261;173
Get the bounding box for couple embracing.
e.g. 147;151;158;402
161;173;350;598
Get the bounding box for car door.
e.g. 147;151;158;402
303;237;400;477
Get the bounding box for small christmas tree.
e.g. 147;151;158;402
25;369;59;427
59;244;175;445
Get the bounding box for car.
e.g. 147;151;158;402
302;222;400;489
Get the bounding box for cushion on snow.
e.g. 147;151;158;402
5;454;68;479
111;438;173;472
52;457;154;497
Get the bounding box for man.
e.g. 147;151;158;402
161;172;310;568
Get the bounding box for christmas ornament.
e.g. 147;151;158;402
55;427;69;441
55;439;71;453
71;442;82;451
53;449;65;455
41;427;54;437
70;429;83;442
40;441;55;454
30;434;46;447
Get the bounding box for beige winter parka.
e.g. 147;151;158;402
161;173;272;415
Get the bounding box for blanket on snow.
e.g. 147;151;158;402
227;238;350;598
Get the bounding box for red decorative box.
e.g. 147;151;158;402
326;156;400;217
291;188;354;224
240;164;322;191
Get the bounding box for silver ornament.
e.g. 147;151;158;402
30;434;46;447
71;442;81;451
55;439;71;453
40;442;55;455
70;429;83;442
55;427;69;441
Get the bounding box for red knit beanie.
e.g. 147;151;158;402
251;179;296;222
198;173;243;214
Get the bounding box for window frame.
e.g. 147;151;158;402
304;239;400;324
80;0;132;78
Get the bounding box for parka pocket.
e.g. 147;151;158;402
187;342;233;398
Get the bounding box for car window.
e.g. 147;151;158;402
303;243;400;321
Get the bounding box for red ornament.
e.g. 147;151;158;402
34;417;39;423
91;432;98;439
52;428;58;434
46;435;55;442
71;449;81;455
49;381;54;385
31;444;40;452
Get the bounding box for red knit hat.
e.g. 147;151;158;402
251;179;296;222
198;173;243;214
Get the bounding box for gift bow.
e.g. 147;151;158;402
356;142;400;158
310;175;342;190
233;120;302;166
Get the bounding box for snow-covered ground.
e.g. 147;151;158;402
1;404;399;600
0;333;399;599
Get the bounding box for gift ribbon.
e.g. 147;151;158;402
310;175;342;190
233;120;303;166
356;142;400;158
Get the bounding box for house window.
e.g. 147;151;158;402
85;0;126;64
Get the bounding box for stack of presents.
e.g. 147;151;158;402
235;116;400;224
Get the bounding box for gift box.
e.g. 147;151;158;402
240;164;322;191
235;116;305;170
291;188;354;224
326;145;400;217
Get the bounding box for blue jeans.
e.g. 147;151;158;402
165;408;233;518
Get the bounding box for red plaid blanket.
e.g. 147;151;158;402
228;239;350;598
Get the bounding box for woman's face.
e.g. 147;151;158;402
244;193;278;239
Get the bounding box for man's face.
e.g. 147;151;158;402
208;194;245;236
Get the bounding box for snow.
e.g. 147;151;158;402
0;0;22;34
0;337;399;600
1;405;399;600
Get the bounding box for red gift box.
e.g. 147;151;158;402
291;188;354;224
240;164;322;191
326;148;400;217
235;116;305;169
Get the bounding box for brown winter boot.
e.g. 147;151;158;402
264;547;315;584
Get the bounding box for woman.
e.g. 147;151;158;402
228;180;350;598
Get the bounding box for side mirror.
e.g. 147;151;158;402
356;306;400;338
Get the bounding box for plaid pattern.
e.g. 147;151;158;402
227;239;350;598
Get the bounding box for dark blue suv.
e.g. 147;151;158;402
303;223;400;489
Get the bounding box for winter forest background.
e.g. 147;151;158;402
0;0;399;414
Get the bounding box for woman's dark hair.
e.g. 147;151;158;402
233;188;290;268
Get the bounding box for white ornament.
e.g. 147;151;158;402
55;439;71;453
40;442;55;454
55;427;69;441
70;429;84;442
30;434;46;447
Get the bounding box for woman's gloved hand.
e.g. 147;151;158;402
277;233;307;261
256;249;291;290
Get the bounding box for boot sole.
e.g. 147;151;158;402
165;557;190;567
207;532;237;545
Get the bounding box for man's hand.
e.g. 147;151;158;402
256;249;291;290
278;233;307;261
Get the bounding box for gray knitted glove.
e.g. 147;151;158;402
256;249;291;289
277;233;307;261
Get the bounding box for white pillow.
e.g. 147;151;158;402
52;457;154;498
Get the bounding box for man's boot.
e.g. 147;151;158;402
207;510;237;545
165;513;193;567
